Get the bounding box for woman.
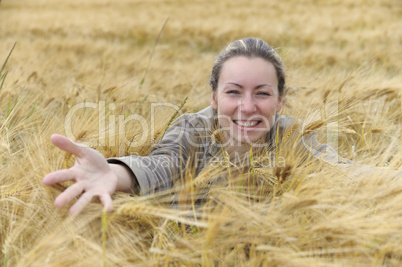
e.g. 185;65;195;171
42;38;360;215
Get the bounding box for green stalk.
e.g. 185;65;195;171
102;210;108;267
0;42;17;93
138;18;169;91
249;147;255;189
0;43;16;75
160;96;188;140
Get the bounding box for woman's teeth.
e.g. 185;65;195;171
234;120;259;127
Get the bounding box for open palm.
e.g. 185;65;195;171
43;134;118;215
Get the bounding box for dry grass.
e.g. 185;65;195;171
1;0;401;266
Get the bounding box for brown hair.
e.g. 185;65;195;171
209;37;285;96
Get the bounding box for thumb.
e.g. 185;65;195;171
50;134;87;158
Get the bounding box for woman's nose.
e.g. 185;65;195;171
239;95;256;114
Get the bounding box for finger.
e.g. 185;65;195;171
50;134;87;158
69;191;95;215
43;169;75;185
99;194;114;212
54;182;85;209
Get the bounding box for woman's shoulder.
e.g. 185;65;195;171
196;106;215;119
277;114;303;132
174;106;215;129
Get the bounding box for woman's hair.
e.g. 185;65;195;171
209;37;285;96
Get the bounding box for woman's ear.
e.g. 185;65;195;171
276;96;283;112
211;91;218;110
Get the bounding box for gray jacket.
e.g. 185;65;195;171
108;106;396;194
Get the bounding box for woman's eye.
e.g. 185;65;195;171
227;90;239;94
257;92;270;96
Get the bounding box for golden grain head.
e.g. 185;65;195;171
302;120;325;136
281;122;302;143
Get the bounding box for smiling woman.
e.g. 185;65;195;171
43;37;395;215
209;38;284;153
211;56;283;151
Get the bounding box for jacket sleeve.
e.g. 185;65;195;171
107;114;209;195
300;132;352;166
276;115;352;167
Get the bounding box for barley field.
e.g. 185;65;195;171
1;0;401;266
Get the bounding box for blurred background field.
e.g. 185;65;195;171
0;0;401;266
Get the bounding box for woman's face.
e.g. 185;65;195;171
211;56;283;146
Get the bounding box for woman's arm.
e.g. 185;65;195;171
109;163;137;192
44;109;212;214
106;111;212;195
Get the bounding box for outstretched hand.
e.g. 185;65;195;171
43;134;118;215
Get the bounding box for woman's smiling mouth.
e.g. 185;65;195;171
233;120;261;127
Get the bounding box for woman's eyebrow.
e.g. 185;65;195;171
226;82;243;88
225;82;273;89
256;84;273;89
